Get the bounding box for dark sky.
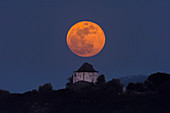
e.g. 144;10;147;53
0;0;170;93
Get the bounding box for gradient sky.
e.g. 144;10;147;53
0;0;170;93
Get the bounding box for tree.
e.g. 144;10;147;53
66;76;73;88
146;72;170;92
126;82;146;93
103;79;123;94
0;89;10;95
126;82;135;91
38;83;53;93
95;74;106;86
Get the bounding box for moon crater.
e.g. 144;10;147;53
67;21;105;57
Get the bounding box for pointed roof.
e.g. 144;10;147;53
75;63;98;72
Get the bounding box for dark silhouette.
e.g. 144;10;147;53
66;76;73;88
145;72;170;93
0;72;170;113
102;78;123;95
38;83;53;93
0;89;10;95
95;74;106;86
126;82;146;93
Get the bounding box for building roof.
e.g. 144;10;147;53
75;63;98;72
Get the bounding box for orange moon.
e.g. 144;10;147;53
66;21;105;57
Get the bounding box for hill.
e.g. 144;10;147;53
0;72;169;113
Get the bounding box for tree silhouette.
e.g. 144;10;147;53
145;72;170;92
103;79;123;94
95;74;106;86
0;89;10;95
126;82;135;91
66;76;73;88
38;83;53;93
126;82;146;93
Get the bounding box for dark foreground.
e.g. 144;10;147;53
0;72;170;113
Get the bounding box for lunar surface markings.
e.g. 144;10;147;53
67;21;105;57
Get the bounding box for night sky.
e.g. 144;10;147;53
0;0;170;93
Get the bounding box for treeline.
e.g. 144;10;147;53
0;72;169;113
66;72;170;95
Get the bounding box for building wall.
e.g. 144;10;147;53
73;72;98;83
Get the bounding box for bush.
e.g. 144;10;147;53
38;83;53;93
103;79;123;95
95;74;106;87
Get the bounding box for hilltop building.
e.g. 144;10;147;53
73;63;98;83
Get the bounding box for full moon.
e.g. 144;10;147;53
66;21;105;57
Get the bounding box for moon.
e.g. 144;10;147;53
66;21;105;57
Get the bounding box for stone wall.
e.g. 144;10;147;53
73;72;98;83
